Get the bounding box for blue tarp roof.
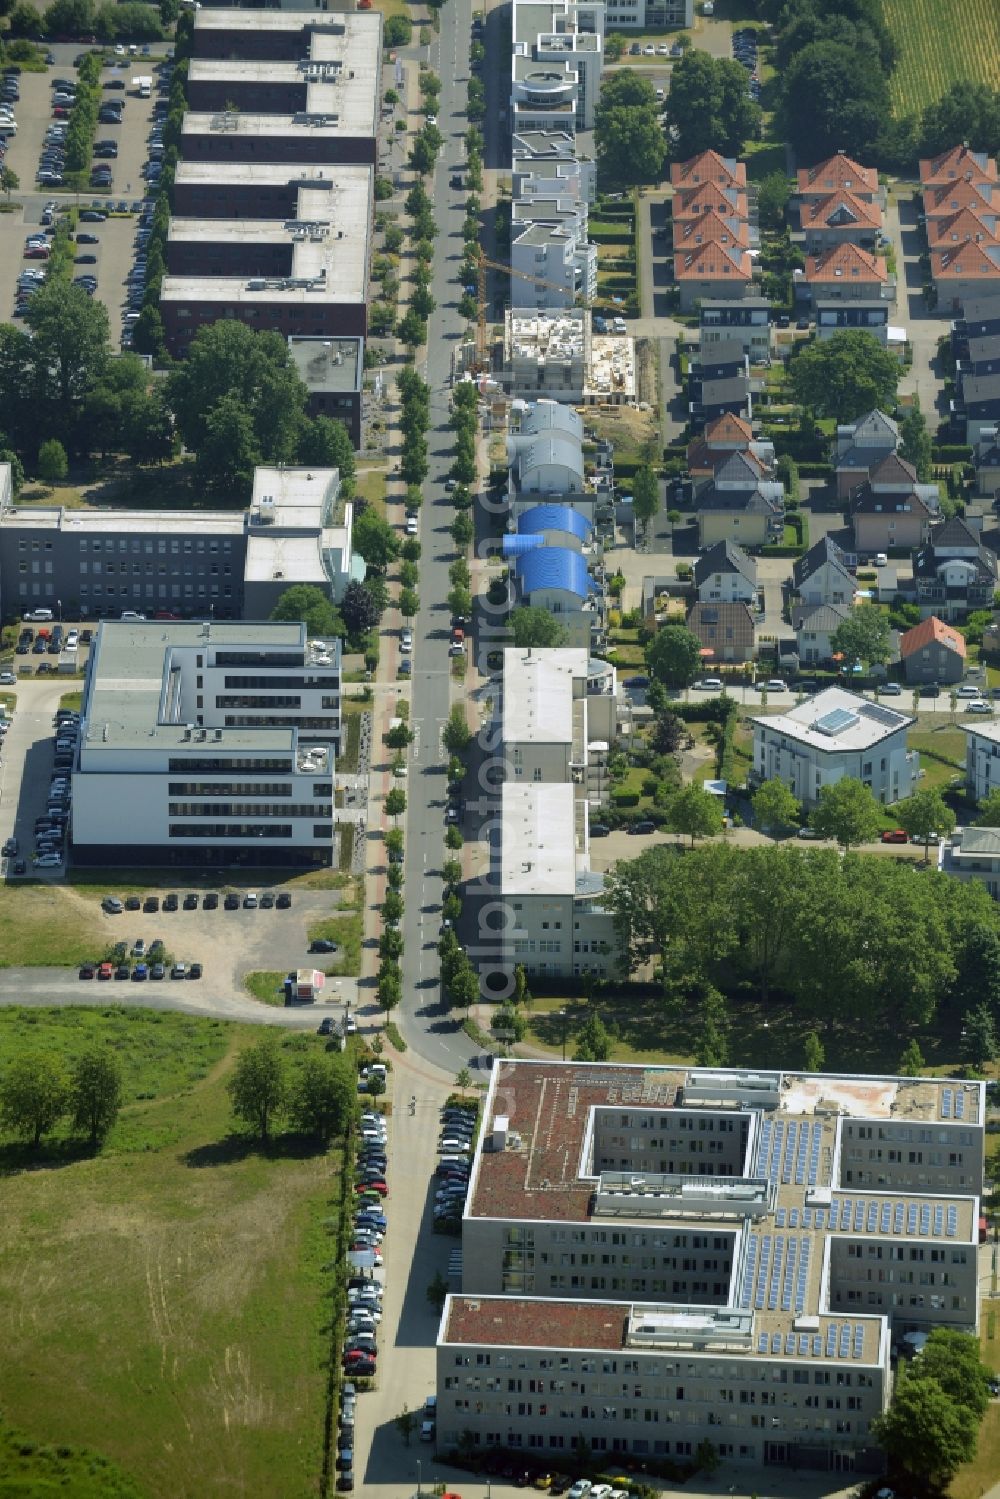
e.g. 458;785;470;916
517;504;591;541
503;533;545;557
516;547;598;599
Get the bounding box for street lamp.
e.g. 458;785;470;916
417;1459;422;1496
558;1007;569;1062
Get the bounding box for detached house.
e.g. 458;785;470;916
794;602;851;665
798;191;882;253
792;536;858;609
686;600;756;663
931;242;1000;313
750;686;916;807
799;243;891;307
675;240;753;313
833;409;900;500
693;539;757;604
919;144;999;192
973;426;1000;500
899;614;967;686
850;453;941;554
695;451;784;549
796;151;880;206
914;515;998;620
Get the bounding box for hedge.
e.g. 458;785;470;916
760;543;807;557
797;462;834;480
613;790;641;807
671;698;735;723
932;445;973;463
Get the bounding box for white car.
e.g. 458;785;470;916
697;677;723;690
957;684;982;696
568;1483;592;1499
765;679;786;691
590;1487;615;1499
35;852;63;868
420;1418;435;1441
400;628;413;652
967;700;992;714
65;630;79;649
405;513;418;535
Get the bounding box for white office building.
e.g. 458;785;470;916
511;0;605;135
964;718;1000;804
750;686;917;807
436;1058;983;1476
71;620;340;868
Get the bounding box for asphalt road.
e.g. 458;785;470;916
393;0;485;1084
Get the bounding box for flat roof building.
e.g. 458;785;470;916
502;309;636;404
181;109;378;167
160;167;372;355
750;686;917;807
72;619;341;867
436;1058;983;1475
186;44;380;132
286;334;364;446
0;463;360;624
192;7;382;63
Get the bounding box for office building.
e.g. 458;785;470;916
511;0;604;136
749;686;917;807
437;1058;983;1475
72;619;340;867
286;334;364;445
181;109;378;168
0;463;360;623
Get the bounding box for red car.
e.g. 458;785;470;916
880;829;907;844
355;1179;388;1196
343;1352;376;1374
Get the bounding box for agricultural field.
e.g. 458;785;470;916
880;0;1000;117
0;1010;339;1499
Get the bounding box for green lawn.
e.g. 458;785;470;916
0;884;98;967
0;1420;142;1499
880;0;1000;117
244;971;288;1007
908;726;967;791
0;1013;341;1499
950;1305;1000;1498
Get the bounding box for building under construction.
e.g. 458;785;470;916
502;308;636;404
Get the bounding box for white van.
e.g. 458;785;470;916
120;610;147;621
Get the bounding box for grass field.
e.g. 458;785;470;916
880;0;1000;117
0;1009;339;1499
908;726;967;791
0;882;98;967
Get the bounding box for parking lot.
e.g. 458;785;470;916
0;48;164;346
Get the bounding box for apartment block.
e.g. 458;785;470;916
0;464;360;624
511;0;604;136
512;199;598;309
750;686;916;807
71;620;340;867
436;1059;983;1475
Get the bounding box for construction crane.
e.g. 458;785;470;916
473;248;592;371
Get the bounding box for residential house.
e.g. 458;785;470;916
899;614;967;685
919;144;999;192
796;151;880;205
692;539;757;604
672;207;750;259
973;426;1000;500
914;515;999;620
926;206;1000;254
750;685;917;806
923;179;1000;225
792;536;859;609
965;718;1000;802
931;243;1000;313
699;296;771;361
506;400;585;497
688;339;752;425
669;150;747;193
507;502;593;553
508;545;604;649
833;409;900;500
511;198;598;309
674;240;754;313
686;411;755;480
793;601;851;664
672;180;749;225
686;600;756;663
798;190;882;253
850;453;940;554
695;451;784;549
815;301;890;343
940;827;1000;899
798;243;891;307
959;371;1000;445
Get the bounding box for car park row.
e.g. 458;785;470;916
102;890;293;913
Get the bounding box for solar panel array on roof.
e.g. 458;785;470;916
858;700;905;729
956;1089;965;1119
942;1087;952;1119
826;1195;960;1239
815;707;860;736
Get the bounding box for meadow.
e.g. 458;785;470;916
0;1009;340;1499
880;0;1000;117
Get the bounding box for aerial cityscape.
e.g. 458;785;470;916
0;0;998;1495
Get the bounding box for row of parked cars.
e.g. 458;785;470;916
103;890;292;913
339;1107;391;1490
435;1101;478;1229
31;706;81;869
80;938;201;982
732;27;762;104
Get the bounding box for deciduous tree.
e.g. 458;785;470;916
896;788;956;860
646;624;703;690
594;70;666;185
69;1049;122;1149
778;41;890;164
809;778;882;850
270;584;342;638
666;49;761;160
789;330;900;420
752;778;801;836
289;1052;354;1144
666;783;721;848
226;1037;286;1143
0;1053;67;1148
574;1013;613;1062
631;465;659;534
510;607;568;649
442;704;472;755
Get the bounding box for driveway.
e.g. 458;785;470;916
887;189;949;421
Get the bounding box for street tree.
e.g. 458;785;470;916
790;329;900;420
451;512;473;547
377;966;402;1013
752;778;801;837
226;1037;286;1144
896;788;956;860
454;1067;472;1093
666;49;761;159
809;778;883;850
695;985;730;1068
976;788;1000;827
442;704;472;755
0;164;19;201
574;1013;613;1062
270;584;342;638
445;824;464;851
829;601;893;669
510;607;569;649
69;1049;122;1149
0;1053;67;1148
442;858;462;887
448;959;480;1011
666;783;722;848
289;1052;354;1144
491;1005;526;1044
385;787;406;819
395;1405;417;1447
426;1271;448;1313
631;466;659;534
353;507;400;572
646;624;703;690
